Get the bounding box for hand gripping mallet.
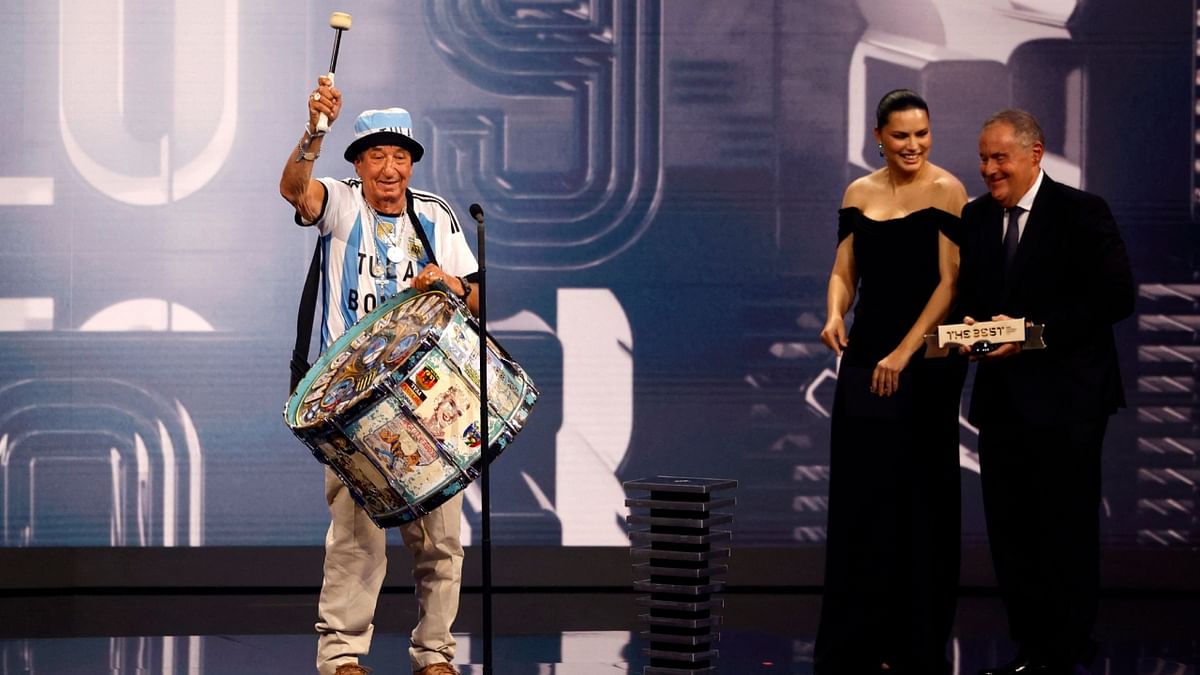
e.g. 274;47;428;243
316;11;352;133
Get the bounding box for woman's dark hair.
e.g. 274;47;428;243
875;89;929;130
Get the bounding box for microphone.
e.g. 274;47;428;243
469;203;485;225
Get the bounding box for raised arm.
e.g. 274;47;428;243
279;76;343;223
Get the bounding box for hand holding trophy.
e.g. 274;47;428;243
924;316;1046;358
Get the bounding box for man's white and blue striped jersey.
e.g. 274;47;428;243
303;177;478;352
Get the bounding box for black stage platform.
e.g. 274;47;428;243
2;590;1196;673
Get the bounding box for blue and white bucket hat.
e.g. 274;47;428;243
343;107;425;163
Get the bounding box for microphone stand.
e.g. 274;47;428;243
469;204;492;674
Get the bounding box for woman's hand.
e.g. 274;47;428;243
871;349;911;397
820;316;849;356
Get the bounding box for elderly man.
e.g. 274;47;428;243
957;109;1134;675
279;75;475;675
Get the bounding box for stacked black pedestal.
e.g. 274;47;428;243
624;476;737;674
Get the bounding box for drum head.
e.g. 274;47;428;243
285;288;454;429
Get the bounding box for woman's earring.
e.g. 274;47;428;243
877;143;884;157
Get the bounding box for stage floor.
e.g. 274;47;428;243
1;592;1196;673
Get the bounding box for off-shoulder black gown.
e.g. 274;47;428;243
814;207;967;675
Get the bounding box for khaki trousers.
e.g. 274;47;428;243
315;468;464;674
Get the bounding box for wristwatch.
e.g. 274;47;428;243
457;276;473;301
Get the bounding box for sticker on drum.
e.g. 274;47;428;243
415;380;478;471
486;349;524;420
321;377;359;412
438;312;478;372
397;378;429;410
345;397;457;503
318;438;407;515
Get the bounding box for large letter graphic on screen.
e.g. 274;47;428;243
556;289;633;545
424;0;663;270
0;379;204;547
58;0;238;205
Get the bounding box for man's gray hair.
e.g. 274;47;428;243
982;109;1045;149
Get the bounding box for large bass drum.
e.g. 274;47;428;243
283;286;538;527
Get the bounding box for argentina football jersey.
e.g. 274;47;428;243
308;177;476;352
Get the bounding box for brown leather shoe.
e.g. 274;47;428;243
414;663;459;675
334;665;372;675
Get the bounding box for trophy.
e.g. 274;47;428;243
924;317;1046;357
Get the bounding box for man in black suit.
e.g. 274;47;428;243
957;110;1135;675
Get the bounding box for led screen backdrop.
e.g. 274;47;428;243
0;0;1193;549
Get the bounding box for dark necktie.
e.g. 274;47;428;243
1003;206;1023;272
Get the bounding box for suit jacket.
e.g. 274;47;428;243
957;174;1135;426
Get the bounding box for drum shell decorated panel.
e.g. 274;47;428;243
283;288;539;528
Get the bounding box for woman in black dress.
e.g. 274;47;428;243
814;90;968;675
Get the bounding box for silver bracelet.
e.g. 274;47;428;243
296;123;325;162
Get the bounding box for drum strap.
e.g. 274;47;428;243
290;240;322;394
289;190;440;394
406;189;439;268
